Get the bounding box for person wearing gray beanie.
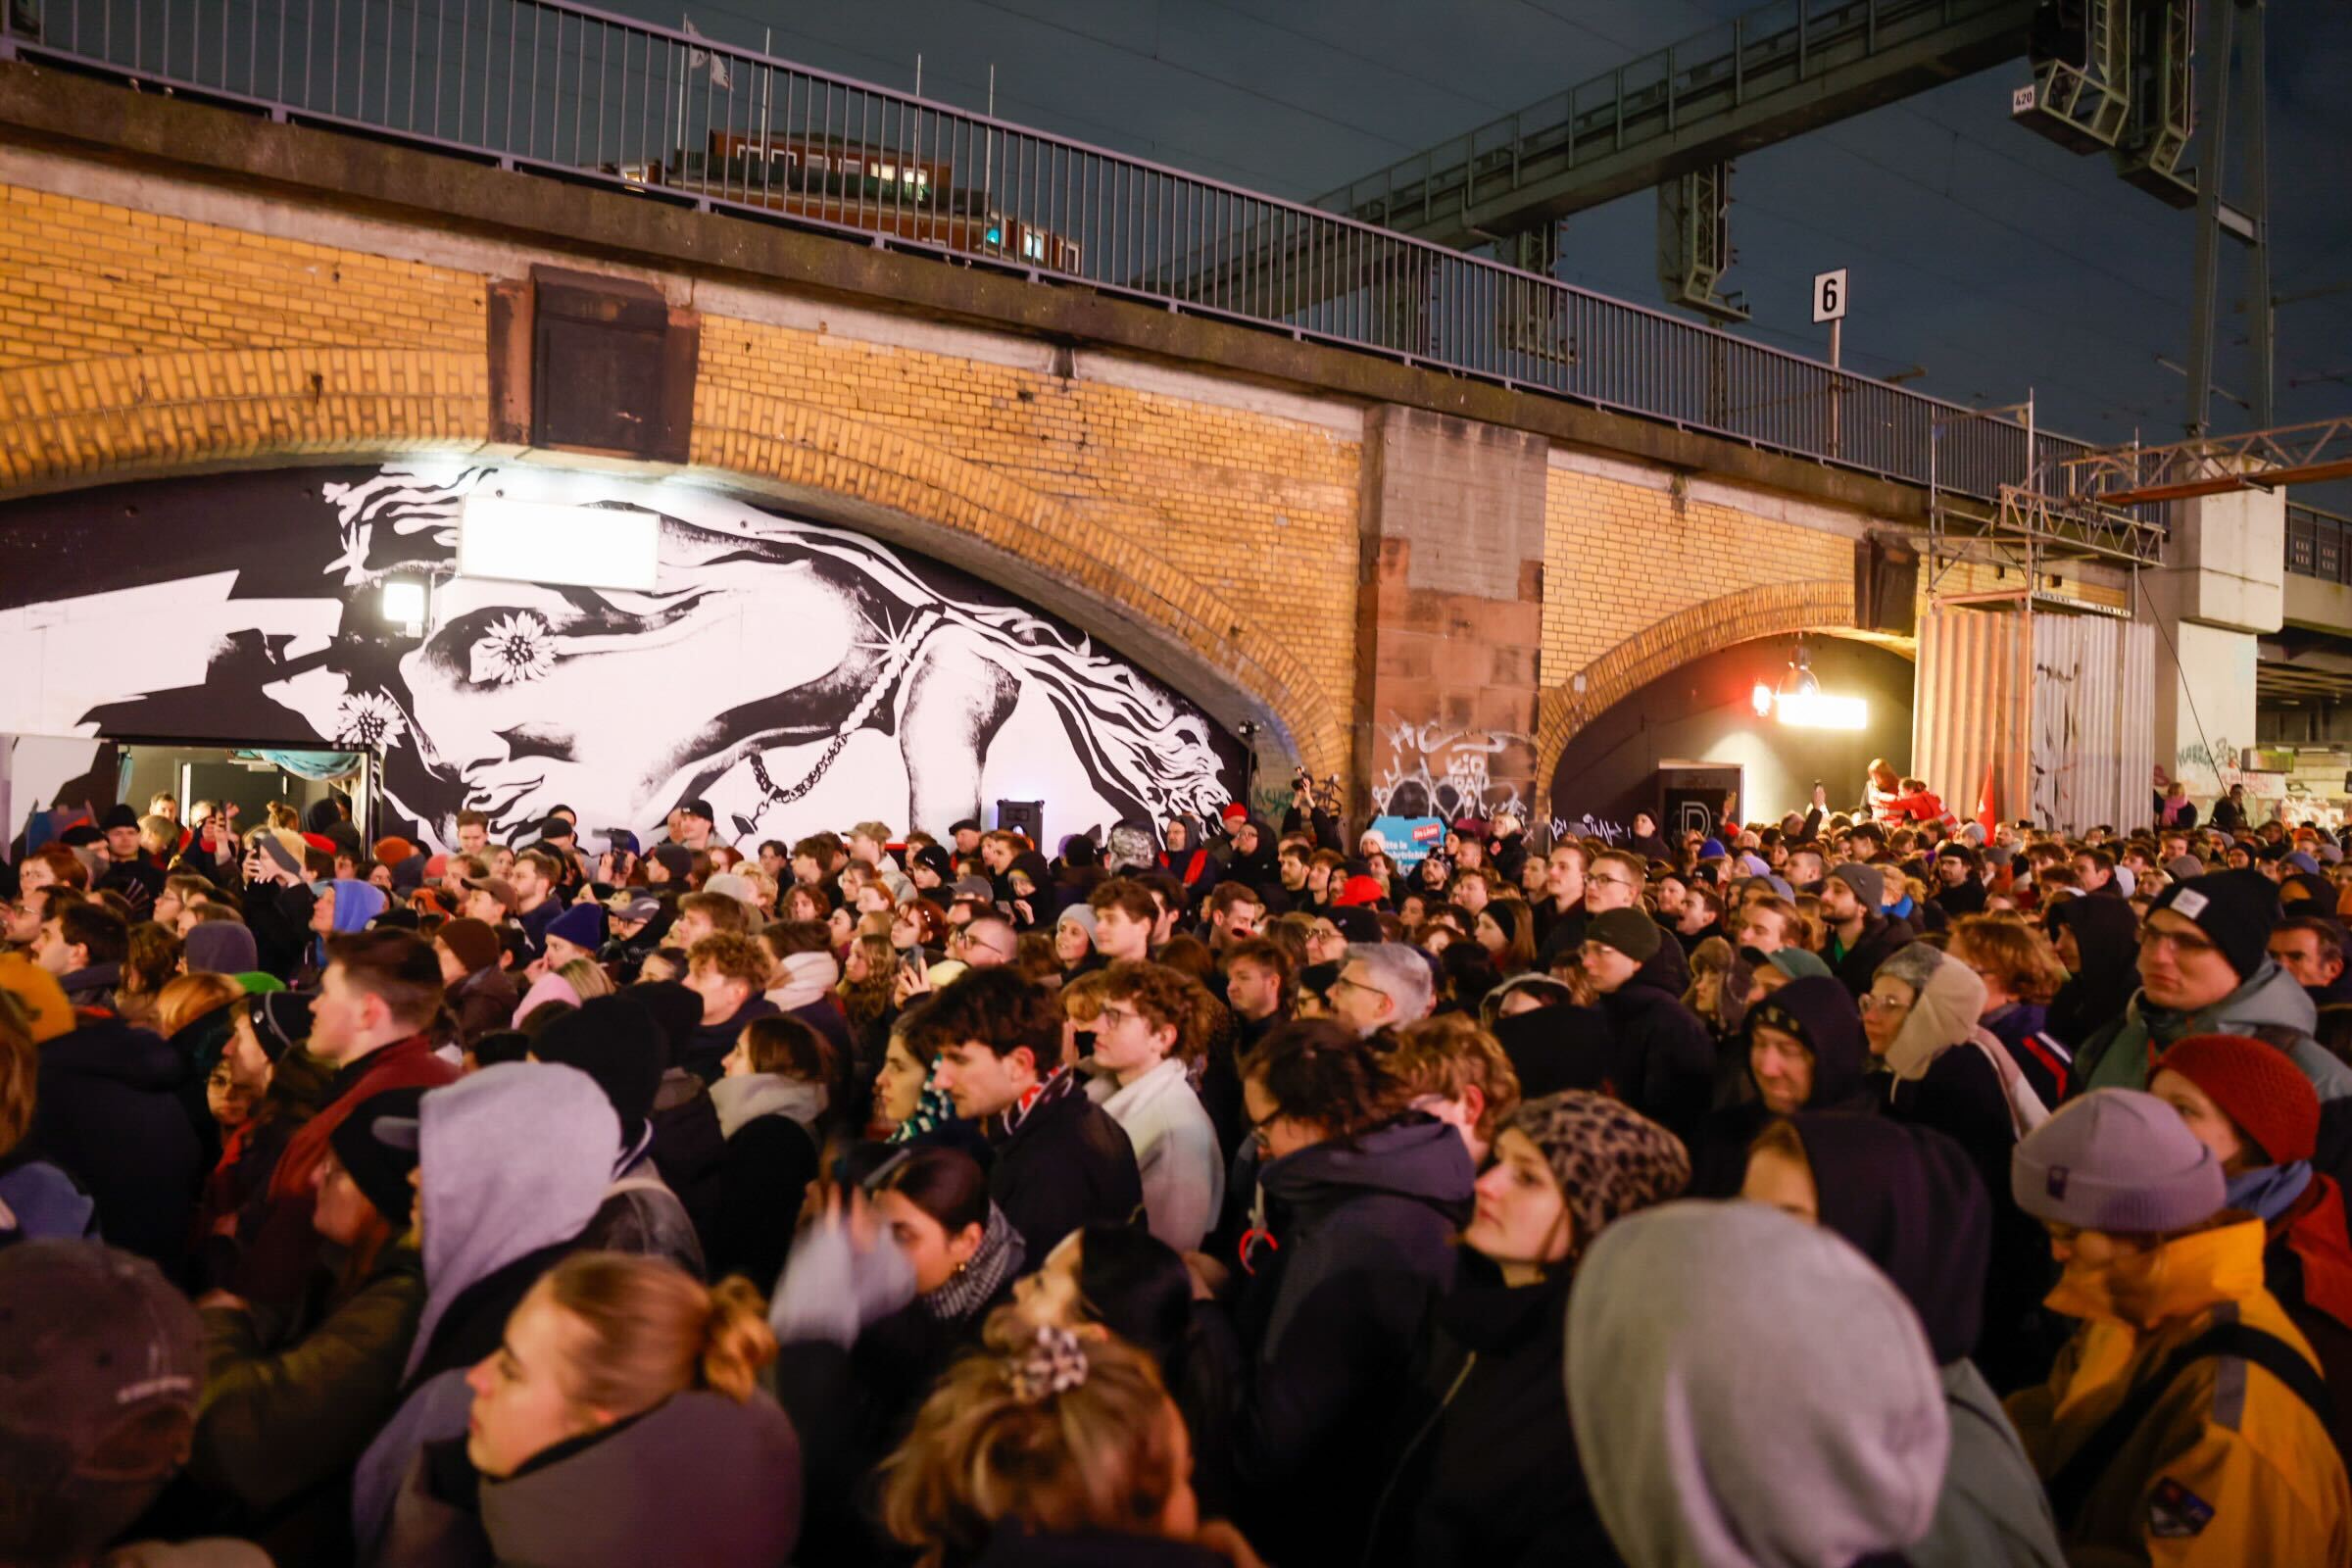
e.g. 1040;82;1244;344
1821;859;1914;1000
2005;1089;2350;1565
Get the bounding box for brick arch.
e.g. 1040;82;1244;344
0;347;1340;778
684;383;1342;778
1536;577;1857;780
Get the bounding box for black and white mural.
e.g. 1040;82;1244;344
0;463;1242;850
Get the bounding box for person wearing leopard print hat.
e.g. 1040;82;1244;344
1364;1092;1690;1567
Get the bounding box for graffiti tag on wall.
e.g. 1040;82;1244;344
1368;716;1533;824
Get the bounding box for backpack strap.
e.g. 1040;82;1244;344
2046;1321;2333;1528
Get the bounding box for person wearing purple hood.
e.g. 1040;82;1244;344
1741;1113;2066;1568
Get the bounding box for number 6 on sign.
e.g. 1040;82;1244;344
1813;269;1848;324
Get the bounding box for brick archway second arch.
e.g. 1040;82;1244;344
1537;577;1859;787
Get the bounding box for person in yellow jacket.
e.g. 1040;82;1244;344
2006;1087;2352;1566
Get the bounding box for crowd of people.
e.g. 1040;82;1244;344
11;768;2352;1565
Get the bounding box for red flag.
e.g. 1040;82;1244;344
1976;761;1998;837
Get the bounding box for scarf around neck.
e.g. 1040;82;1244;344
2228;1160;2314;1223
921;1202;1024;1321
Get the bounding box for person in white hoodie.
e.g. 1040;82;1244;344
1565;1200;1950;1568
1087;961;1223;1251
350;1061;619;1560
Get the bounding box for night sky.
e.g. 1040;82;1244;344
607;0;2350;474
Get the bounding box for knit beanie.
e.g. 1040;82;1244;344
2012;1088;2225;1234
650;844;694;881
1830;861;1886;910
372;836;416;867
1498;1091;1690;1251
1335;874;1387;909
544;903;606;952
2151;870;2278;984
436;917;502;977
2166;854;2205;883
530;994;664;1148
182;920;258;977
1766;949;1834;983
1586;907;1661;962
1055;905;1099;940
2150;1034;2321;1165
329;1086;427;1228
246;991;315;1061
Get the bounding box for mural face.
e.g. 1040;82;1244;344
0;464;1242;851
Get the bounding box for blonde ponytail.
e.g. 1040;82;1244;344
538;1252;778;1420
701;1274;779;1400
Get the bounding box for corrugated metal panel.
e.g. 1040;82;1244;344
2119;619;2156;830
1913;607;2027;824
2031;614;2159;834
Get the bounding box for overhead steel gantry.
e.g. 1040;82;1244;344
1265;0;2198;329
1308;0;2040;321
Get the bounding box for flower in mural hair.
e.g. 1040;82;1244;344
468;611;556;686
334;690;408;752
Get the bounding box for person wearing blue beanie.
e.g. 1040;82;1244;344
541;903;606;969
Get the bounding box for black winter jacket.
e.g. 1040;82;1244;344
1830;911;1913;997
29;1012;204;1276
985;1075;1143;1267
1366;1269;1620;1568
1596;979;1716;1143
1234;1114;1473;1567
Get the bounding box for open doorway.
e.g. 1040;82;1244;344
115;742;375;844
5;736;375;856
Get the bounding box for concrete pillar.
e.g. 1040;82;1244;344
2146;483;2283;797
1353;407;1547;827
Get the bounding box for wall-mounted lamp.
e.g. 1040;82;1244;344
1759;642;1868;729
379;577;428;638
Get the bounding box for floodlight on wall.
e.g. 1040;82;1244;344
1760;641;1867;730
379;577;428;637
1776;644;1823;702
458;494;661;592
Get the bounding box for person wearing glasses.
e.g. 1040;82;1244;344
1326;943;1436;1039
1859;942;2054;1391
1584;849;1688;998
2073;871;2352;1105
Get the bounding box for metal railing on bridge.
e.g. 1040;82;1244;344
0;0;2088;503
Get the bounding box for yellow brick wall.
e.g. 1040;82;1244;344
0;185;486;368
1542;464;1858;682
697;317;1362;754
0;180;1363;771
